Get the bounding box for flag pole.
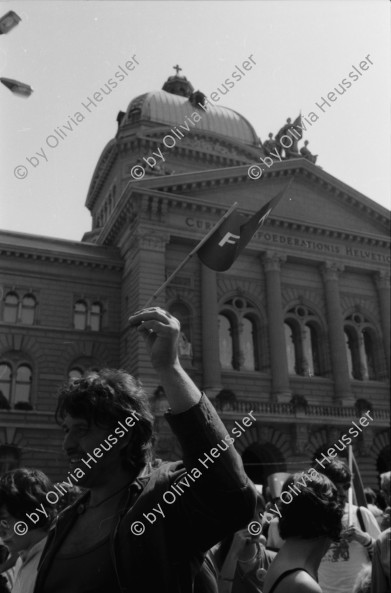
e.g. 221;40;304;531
348;445;353;525
143;202;239;308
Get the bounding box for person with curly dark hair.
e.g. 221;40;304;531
33;307;256;593
0;469;56;593
316;459;380;593
262;471;343;593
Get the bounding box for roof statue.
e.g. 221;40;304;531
300;140;318;164
263;132;281;158
189;89;207;108
275;115;303;159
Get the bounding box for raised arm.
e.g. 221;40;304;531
128;307;201;413
129;307;257;551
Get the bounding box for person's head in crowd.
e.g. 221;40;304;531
0;468;56;556
278;471;343;543
313;458;352;506
352;564;371;593
364;487;377;505
376;490;387;511
379;471;391;530
55;369;155;488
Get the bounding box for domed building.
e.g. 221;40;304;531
0;69;389;490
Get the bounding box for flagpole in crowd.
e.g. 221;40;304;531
143;202;239;308
348;445;353;525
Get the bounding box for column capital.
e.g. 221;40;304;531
374;270;390;289
262;251;287;272
320;261;344;282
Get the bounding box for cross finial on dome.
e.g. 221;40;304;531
163;67;194;97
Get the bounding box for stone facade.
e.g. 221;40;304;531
0;77;389;489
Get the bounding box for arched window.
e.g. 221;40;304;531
0;363;12;402
0;445;20;473
344;313;379;381
129;108;141;124
15;365;32;404
241;316;256;371
345;327;360;379
74;300;88;330
90;302;102;332
21;294;36;324
284;322;297;374
363;329;376;380
4;292;18;323
0;360;33;408
168;302;193;358
219;314;234;369
73;299;104;331
304;324;321;376
218;297;261;371
67;358;100;381
284;305;323;377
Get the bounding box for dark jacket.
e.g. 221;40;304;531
34;395;257;593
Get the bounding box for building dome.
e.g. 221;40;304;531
124;86;259;147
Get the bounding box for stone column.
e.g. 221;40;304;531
262;252;290;401
291;423;309;455
321;262;353;404
120;230;168;374
374;271;390;377
201;265;222;395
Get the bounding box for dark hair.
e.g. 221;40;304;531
364;487;377;505
53;483;83;513
0;468;56;531
278;471;343;541
0;544;8;564
55;369;155;475
313;458;352;485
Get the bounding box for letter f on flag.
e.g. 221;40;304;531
197;179;293;271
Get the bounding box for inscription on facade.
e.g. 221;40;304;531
185;217;390;263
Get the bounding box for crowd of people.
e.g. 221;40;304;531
0;307;389;593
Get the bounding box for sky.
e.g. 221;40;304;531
0;0;390;242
